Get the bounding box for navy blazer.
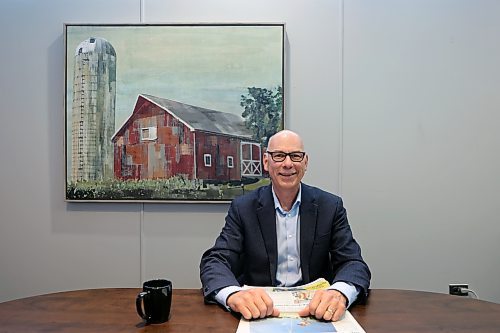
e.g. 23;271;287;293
200;183;371;302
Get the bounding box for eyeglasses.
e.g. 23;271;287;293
267;151;306;162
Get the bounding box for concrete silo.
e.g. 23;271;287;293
71;37;116;182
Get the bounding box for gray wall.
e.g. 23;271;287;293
1;0;499;304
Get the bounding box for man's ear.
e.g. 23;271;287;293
263;153;269;172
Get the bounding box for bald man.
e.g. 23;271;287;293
200;130;370;321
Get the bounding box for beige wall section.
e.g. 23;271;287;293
1;0;499;304
0;0;144;302
341;0;500;302
142;204;229;284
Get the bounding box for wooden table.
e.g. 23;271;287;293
0;288;499;332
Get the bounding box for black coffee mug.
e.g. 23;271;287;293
136;279;172;324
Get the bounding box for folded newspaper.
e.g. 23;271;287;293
236;278;366;333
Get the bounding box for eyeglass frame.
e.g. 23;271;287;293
266;151;306;162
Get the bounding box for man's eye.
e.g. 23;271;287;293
290;154;301;159
274;153;286;159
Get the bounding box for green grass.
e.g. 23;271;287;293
66;176;270;201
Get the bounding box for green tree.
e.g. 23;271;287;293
240;86;283;147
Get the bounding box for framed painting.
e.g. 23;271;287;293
64;23;284;202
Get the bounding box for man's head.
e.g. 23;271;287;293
263;130;308;196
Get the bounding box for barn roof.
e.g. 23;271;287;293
114;94;254;141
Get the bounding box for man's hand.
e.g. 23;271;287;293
227;288;280;320
297;289;347;322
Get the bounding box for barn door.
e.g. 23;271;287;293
240;142;262;177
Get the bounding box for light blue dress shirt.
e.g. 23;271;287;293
215;185;359;308
274;186;302;287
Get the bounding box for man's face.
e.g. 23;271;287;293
263;132;308;194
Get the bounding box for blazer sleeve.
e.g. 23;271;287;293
328;196;371;301
301;184;371;302
199;196;246;299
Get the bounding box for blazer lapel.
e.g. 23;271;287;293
299;184;318;283
256;186;278;286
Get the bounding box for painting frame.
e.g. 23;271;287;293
64;23;285;203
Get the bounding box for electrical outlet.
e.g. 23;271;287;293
449;284;468;296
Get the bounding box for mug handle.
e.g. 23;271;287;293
136;291;150;321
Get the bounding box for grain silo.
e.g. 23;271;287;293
71;37;116;182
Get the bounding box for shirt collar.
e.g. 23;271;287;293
272;184;302;214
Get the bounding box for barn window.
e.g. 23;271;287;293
140;126;157;141
204;154;212;167
227;156;234;168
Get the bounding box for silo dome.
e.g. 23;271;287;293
75;37;116;57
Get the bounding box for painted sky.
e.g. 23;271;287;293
65;24;283;130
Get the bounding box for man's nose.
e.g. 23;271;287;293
282;155;294;166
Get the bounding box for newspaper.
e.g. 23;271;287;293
236;278;366;333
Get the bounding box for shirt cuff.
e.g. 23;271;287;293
329;281;359;308
214;285;243;309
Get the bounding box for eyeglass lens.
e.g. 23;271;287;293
268;151;305;162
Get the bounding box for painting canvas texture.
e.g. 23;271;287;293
64;24;284;202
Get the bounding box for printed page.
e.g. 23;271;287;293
235;310;366;333
268;288;316;316
237;278;366;333
242;278;330;317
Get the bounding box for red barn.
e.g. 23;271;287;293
111;94;262;182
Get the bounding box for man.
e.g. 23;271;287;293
200;130;370;322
